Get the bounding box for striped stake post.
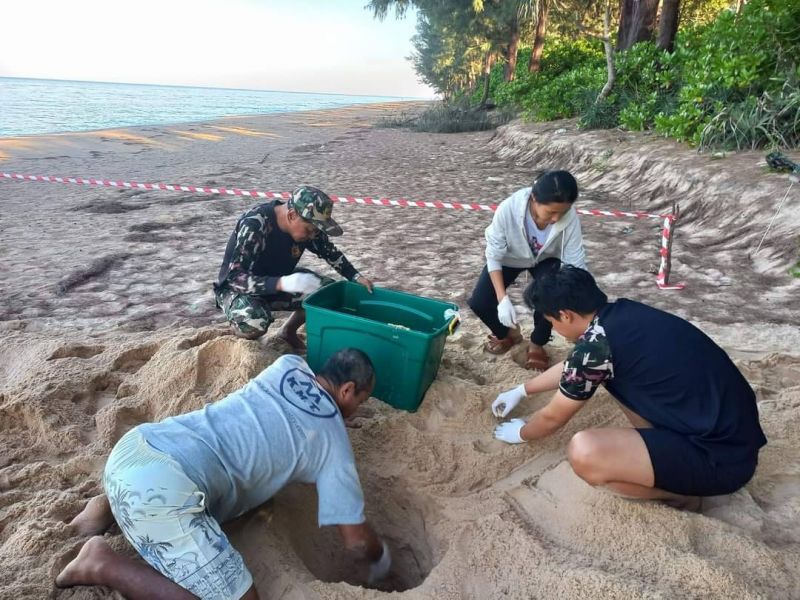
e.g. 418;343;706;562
1;171;684;289
656;206;685;290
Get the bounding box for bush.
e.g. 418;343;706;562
699;78;800;150
404;0;800;149
377;103;516;134
654;0;800;146
580;96;624;130
375;112;420;129
525;65;607;120
474;37;605;109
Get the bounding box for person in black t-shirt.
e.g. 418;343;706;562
491;260;766;509
214;185;373;349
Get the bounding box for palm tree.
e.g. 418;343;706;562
136;535;174;574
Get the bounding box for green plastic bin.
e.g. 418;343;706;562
303;281;460;412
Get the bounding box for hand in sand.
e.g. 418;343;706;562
367;540;392;584
494;419;527;444
492;384;527;418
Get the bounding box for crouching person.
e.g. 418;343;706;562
214;185;373;349
56;348;390;599
492;261;767;509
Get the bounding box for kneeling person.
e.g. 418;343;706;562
56;349;390;600
492;262;766;508
214;185;373;349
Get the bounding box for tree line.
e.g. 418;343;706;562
369;0;734;99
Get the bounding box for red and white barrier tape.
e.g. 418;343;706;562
656;215;685;290
1;171;683;289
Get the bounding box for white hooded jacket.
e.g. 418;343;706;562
485;187;587;271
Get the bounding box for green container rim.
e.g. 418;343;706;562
303;282;459;339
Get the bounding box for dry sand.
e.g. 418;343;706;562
1;103;799;599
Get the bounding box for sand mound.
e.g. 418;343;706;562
1;323;798;599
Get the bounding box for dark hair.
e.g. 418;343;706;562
318;348;375;393
531;170;579;205
524;264;607;318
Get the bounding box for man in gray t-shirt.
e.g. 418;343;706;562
55;349;390;600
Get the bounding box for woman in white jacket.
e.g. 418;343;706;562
467;170;587;370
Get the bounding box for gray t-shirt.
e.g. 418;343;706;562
138;354;365;526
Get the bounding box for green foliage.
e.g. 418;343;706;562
524;65;607;120
680;0;734;27
375;0;800;150
478;38;605;120
579;96;623;130
654;0;800;146
377;102;515;133
699;78;800;150
485;0;799;150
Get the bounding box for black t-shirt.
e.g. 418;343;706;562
560;299;767;463
215;201;358;296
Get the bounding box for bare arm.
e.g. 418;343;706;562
488;269;507;302
522;361;564;395
337;522;383;562
520;391;584;441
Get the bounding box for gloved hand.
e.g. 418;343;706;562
367;539;391;585
497;295;518;328
494;418;527;444
492;384;527;418
280;272;322;295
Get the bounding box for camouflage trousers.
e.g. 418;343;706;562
215;269;334;340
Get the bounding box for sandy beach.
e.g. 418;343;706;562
1;102;799;599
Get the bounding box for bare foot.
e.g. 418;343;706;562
55;536;113;588
69;495;114;537
277;329;306;352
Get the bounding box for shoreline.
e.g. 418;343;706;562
0;75;434;99
0;99;432;140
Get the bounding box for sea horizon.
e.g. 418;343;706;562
0;76;429;137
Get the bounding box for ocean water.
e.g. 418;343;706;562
0;77;417;137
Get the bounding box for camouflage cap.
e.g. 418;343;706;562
289;185;343;237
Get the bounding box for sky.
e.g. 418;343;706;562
0;0;434;98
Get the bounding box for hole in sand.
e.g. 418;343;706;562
176;329;226;350
270;479;437;592
48;344;105;360
111;344;159;373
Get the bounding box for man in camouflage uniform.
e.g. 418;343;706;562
214;185;373;349
490;260;766;510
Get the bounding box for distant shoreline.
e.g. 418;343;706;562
0;76;436;138
0;99;433;140
0;75;434;101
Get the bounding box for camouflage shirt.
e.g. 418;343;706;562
559;315;614;401
215;201;359;296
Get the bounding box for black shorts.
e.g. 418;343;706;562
638;428;758;496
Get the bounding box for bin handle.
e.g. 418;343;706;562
444;308;461;335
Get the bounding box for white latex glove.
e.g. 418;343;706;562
492;384;527;418
494;418;527;444
497;295;518;328
367;540;391;585
280;273;321;295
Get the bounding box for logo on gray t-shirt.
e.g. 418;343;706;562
280;368;337;418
